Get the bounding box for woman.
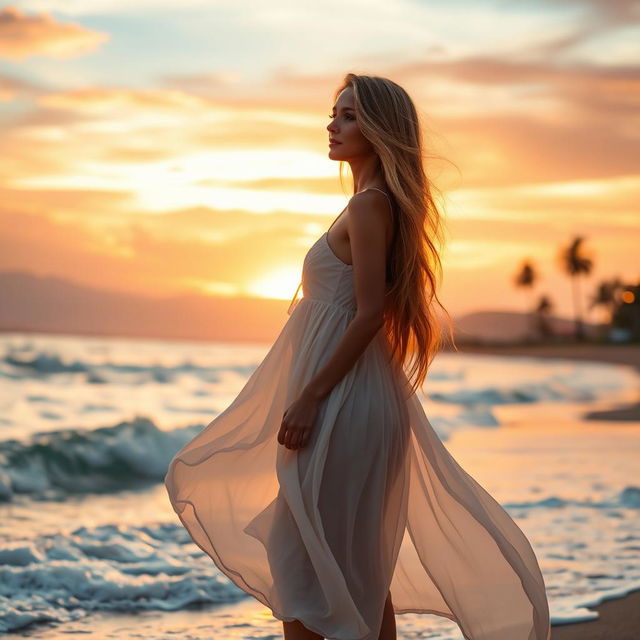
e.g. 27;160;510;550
164;73;551;640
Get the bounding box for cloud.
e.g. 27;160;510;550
0;6;109;60
516;0;640;57
38;86;213;112
0;72;41;101
0;196;317;298
14;0;217;15
1;54;637;200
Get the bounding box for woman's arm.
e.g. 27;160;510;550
277;189;392;450
301;189;391;402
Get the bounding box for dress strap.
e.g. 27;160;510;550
360;187;392;202
359;187;394;217
287;281;303;315
358;187;394;225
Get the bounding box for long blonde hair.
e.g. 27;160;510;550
334;73;457;396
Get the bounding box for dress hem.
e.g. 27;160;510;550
166;492;472;640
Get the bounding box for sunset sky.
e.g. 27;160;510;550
1;0;638;330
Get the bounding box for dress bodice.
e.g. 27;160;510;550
288;232;356;315
287;188;395;316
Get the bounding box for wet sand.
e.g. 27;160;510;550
12;590;640;639
551;587;640;639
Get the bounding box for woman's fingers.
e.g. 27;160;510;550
278;409;289;444
285;428;295;448
288;429;299;448
279;424;293;448
278;399;319;450
280;425;309;450
287;427;300;449
279;406;315;449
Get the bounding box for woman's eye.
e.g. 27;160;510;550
328;114;355;120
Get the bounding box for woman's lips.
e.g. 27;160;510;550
329;141;341;146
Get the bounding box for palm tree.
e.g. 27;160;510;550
559;236;593;342
513;260;537;339
589;277;624;324
534;295;554;339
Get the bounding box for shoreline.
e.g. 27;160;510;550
452;342;640;421
452;342;640;638
4;338;638;639
449;342;640;371
551;587;640;639
10;588;640;639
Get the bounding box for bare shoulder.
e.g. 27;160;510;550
346;189;393;239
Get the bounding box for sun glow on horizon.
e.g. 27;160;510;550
246;267;301;300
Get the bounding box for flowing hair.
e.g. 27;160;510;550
333;73;457;396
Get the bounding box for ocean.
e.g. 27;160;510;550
1;331;639;639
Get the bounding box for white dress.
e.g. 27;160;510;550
164;189;551;640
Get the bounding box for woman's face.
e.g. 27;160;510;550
327;86;374;160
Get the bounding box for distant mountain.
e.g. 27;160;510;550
0;270;290;344
0;271;590;345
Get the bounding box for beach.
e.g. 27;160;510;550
458;342;640;640
551;587;640;639
1;333;639;639
455;343;640;421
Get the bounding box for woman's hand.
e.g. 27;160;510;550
278;390;321;450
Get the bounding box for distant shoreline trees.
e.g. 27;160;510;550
511;235;639;343
559;236;593;342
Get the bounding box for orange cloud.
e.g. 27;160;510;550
1;39;638;327
0;198;317;300
0;6;108;60
39;87;211;112
0;72;39;101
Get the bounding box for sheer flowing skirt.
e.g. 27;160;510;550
164;298;551;640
